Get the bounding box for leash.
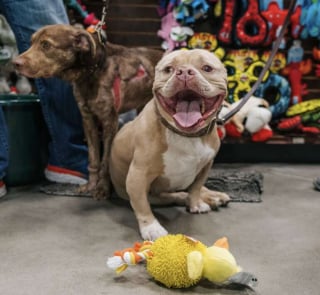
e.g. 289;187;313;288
217;0;297;125
94;0;110;44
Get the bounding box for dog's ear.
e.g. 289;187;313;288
73;31;97;57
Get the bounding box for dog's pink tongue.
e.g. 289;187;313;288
173;100;202;128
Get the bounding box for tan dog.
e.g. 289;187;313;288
13;24;163;199
110;49;230;240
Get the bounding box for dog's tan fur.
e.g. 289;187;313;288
110;49;230;240
14;24;163;199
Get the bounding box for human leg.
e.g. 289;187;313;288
0;0;88;181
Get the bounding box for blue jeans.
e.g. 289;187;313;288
0;0;88;178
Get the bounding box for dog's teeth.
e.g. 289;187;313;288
201;99;205;114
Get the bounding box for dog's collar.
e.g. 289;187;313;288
155;103;217;137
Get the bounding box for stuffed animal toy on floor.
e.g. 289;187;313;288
107;234;258;289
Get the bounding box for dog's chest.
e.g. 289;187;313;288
161;131;216;191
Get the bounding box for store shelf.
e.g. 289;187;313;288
217;133;320;163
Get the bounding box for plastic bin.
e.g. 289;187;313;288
0;94;48;186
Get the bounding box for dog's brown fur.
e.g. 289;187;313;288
14;24;163;199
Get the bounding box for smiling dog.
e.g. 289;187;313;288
110;49;230;240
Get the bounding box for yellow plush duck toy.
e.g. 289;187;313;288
106;234;258;289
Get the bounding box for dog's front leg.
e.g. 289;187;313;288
187;161;230;212
126;164;168;240
95;106;118;200
75;95;100;197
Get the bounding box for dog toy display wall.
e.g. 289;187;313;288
218;0;291;47
107;234;258;289
156;0;319;141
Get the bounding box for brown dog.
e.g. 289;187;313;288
110;49;230;240
13;24;163;199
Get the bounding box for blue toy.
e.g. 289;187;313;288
174;0;210;25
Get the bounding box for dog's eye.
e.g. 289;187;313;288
163;66;173;74
41;41;51;50
202;65;213;72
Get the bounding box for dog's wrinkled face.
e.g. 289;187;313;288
153;49;227;134
14;24;96;79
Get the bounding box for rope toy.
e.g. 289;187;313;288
107;234;258;289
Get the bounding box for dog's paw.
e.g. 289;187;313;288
140;219;168;241
92;179;110;200
188;201;211;213
201;190;231;209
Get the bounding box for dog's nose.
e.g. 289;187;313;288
176;68;195;81
13;57;24;69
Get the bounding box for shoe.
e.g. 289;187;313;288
45;165;87;185
0;180;7;198
314;178;320;191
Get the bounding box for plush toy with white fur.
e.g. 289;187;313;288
219;96;273;142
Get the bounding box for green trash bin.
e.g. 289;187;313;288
0;94;48;186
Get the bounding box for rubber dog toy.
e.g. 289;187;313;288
261;1;288;47
235;0;267;46
107;234;258;289
174;0;209;25
277;99;320;134
282;40;312;105
218;0;236;44
188;32;225;59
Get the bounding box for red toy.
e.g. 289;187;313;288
290;4;303;39
261;1;288;46
282;40;312;105
218;0;235;44
235;0;267;46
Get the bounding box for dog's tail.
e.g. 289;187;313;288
106;241;154;274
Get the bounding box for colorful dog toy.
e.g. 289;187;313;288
277;99;320;134
174;0;210;25
187;32;225;59
107;234;258;289
158;11;194;51
282;40;312;105
261;1;288;47
235;0;267;46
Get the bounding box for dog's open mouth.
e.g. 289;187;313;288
157;89;225;130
